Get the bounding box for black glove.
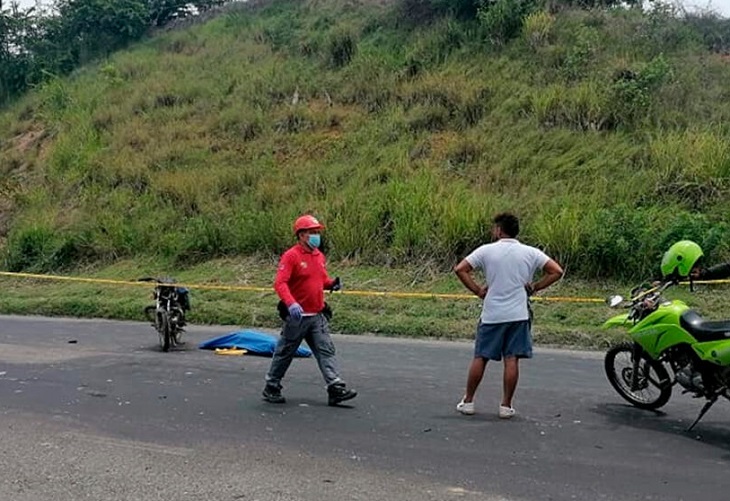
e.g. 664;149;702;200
329;277;342;292
696;262;730;281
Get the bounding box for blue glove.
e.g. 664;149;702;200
330;277;342;292
288;303;304;322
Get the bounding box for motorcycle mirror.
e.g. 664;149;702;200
607;295;624;308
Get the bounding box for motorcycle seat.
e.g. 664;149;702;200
680;310;730;342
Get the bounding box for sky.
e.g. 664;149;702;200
8;0;730;18
688;0;730;15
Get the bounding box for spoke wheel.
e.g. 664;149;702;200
605;342;672;410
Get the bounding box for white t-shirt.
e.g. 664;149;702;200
465;239;550;324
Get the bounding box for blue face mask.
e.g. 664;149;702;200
308;234;321;248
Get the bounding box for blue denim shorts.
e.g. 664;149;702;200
474;320;532;361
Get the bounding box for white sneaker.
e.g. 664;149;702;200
499;405;516;419
456;398;475;415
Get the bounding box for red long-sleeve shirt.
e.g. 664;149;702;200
274;244;335;314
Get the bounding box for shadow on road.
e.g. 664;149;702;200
593;402;730;459
138;343;195;354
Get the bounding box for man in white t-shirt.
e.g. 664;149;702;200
453;212;563;419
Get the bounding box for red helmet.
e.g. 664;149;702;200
293;215;325;234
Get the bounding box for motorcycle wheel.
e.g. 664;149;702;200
605;342;672;410
157;311;171;352
143;305;156;324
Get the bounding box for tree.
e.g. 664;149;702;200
0;0;231;105
55;0;149;63
0;2;36;101
148;0;226;27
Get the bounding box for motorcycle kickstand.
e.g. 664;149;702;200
686;396;718;432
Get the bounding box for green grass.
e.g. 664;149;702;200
2;257;730;350
3;0;730;335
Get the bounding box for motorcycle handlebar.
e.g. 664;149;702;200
630;279;675;302
137;277;177;285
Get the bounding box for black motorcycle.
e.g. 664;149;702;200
140;277;190;352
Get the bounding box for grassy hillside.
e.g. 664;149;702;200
3;0;730;282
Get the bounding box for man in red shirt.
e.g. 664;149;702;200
263;214;357;406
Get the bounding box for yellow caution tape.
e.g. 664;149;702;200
0;271;271;292
215;348;247;356
1;270;726;304
0;270;603;303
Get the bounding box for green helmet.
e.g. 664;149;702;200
660;240;704;278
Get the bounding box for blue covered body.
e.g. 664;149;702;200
199;330;312;357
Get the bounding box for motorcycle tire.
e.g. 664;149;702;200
605;342;672;410
143;305;156;324
158;311;171;352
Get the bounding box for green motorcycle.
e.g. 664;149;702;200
604;279;730;431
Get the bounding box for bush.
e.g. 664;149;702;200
641;2;699;55
339;57;395;112
528;82;615;131
523;11;554;49
406;104;451;132
397;0;438;25
175;216;231;265
431;0;484;19
610;55;672;127
215;108;265;141
397;0;482;25
537;206;730;280
684;12;730;53
274;109;313;134
478;0;537;45
328;29;357;68
561;26;599;80
642;129;730;210
3;224;86;272
403;18;468;72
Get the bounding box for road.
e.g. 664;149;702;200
1;315;729;501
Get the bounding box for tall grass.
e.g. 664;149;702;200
3;0;730;280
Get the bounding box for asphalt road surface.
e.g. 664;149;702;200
1;315;729;501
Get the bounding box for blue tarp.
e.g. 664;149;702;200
199;330;312;358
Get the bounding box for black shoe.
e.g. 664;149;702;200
262;385;286;404
327;382;357;406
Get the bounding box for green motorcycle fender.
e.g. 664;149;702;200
603;313;629;328
692;340;730;365
630;324;696;359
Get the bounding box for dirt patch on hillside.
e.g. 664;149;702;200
12;128;46;153
1;126;52;237
0;194;15;237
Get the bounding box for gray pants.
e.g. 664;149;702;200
265;314;343;388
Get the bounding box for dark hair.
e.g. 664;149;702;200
493;212;519;238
